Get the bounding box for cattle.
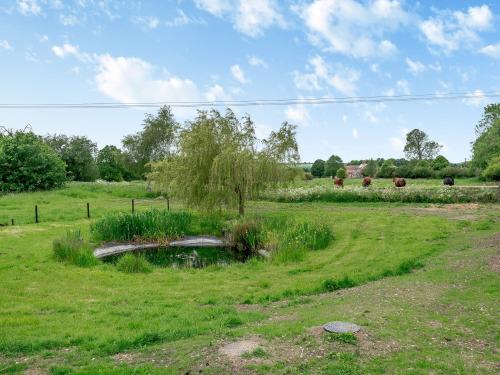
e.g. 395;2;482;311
393;177;406;187
443;176;454;186
334;177;344;188
362;177;372;187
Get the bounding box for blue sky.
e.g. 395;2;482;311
0;0;499;163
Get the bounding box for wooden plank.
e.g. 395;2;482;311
93;236;228;259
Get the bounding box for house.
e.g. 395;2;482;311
345;163;367;178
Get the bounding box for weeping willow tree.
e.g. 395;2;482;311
148;109;299;215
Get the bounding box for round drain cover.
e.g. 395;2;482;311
323;321;361;333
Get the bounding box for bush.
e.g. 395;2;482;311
311;159;325;178
336;167;347;179
362;159;378;177
412;166;433;178
324;155;343;177
0;130;67;192
483;156;500;181
91;210;192;242
53;230;99;267
437;166;473;178
97;145;125;182
229;219;263;259
116;254;152;273
303;172;313;180
432;155;449;170
377;160;397;178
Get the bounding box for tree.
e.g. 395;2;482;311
44;135;98;181
336;167;347;179
377;159;397;178
0;129;66;192
403;129;442;160
324;154;343;177
362;159;378;177
122;106;179;178
148;109;299;215
431;155;449;170
97;145;125;182
482;156;500;181
311;159;325;178
472;104;500;170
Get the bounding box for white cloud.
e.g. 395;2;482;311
51;43;91;62
342;114;347;123
39;35;49;43
389;136;404;151
420;5;494;52
462;89;487;107
17;0;41;15
166;10;205;27
230;64;248;84
405;57;426;74
292;55;359;95
194;0;231;17
370;64;379;73
0;40;12;50
195;0;284;37
60;14;79;26
204;84;229;102
133;16;160;30
479;44;500;59
295;0;409;58
352;128;358;138
285;104;310;125
248;55;268;68
396;79;410;95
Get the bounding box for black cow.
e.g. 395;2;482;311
443;176;454;186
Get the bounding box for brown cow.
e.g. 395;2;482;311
334;177;344;188
392;177;406;187
362;177;372;187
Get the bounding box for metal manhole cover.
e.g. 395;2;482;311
323;321;361;333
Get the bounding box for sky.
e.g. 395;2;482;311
0;0;499;163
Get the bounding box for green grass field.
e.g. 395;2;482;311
0;182;498;374
294;177;497;188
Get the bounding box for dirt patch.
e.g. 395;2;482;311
219;337;262;359
24;368;46;375
488;252;500;273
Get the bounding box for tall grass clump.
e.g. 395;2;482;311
116;254;152;273
229;219;264;260
272;221;333;263
53;230;99;267
91;209;192;242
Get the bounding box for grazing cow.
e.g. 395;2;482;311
362;177;372;187
443;176;454;186
334;177;344;188
393;177;406;187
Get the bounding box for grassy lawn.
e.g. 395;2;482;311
293;177;498;188
0;182;498;374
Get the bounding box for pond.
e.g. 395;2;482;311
106;246;239;269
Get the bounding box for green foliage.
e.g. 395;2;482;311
404;129;442;160
304;172;313;180
472;104;500;170
116;254;152;273
44;135;98;182
432;155;450;170
91;210;192;241
242;347;269;359
336;167;347;179
311;159;325;177
282;221;333;251
321;276;357;292
0;130;67;192
122;106;179;178
53;230;99;267
362;159;378;177
324;154;343;177
97;145;125;182
377;160;397;178
482;156;500;180
325;332;358;345
229;219;264;259
148;109;299;215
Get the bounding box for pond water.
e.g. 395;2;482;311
108;247;239;269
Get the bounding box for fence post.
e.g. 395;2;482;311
11;219;14;226
167;197;170;211
87;202;90;219
132;199;135;214
35;205;38;224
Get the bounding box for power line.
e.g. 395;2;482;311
0;91;498;109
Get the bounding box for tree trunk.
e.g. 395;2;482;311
237;188;244;216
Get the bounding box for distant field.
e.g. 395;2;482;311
293;177;498;188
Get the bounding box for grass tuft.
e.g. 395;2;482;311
53;230;99;267
116;254;152;273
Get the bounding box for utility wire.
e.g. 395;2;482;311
0;91;498;109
